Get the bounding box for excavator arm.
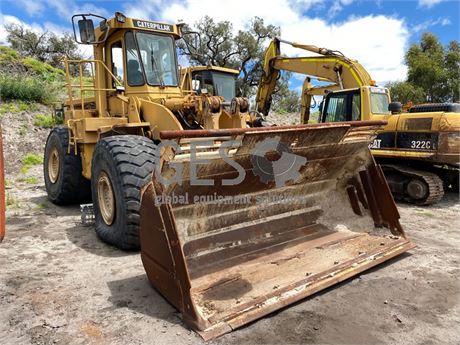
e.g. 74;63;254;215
255;37;376;122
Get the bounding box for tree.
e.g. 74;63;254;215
444;41;460;102
178;16;281;97
386;81;425;105
405;33;459;102
270;72;301;113
5;24;82;70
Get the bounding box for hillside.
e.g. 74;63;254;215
0;46;63;177
1;102;53;175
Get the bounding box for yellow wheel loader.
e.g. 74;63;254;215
44;13;414;339
257;37;460;205
180;65;239;101
180;65;263;126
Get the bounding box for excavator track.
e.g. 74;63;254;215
382;164;444;205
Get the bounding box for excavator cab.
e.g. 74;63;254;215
319;86;393;123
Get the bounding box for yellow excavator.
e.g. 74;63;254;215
43;13;413;339
257;37;460;205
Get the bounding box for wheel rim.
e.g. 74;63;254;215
97;171;115;225
407;179;428;200
48;147;60;183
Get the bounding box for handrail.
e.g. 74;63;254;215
64;57;123;115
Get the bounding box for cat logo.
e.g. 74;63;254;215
369;139;382;149
133;20;173;32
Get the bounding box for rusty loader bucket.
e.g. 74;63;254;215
139;121;414;340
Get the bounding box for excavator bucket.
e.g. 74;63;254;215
139;121;414;340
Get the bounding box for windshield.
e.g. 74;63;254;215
212;73;236;101
135;32;178;86
370;92;390;114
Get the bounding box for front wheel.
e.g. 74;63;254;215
91;135;157;250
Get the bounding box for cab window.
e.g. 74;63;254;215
322;90;361;123
136;32;178;86
370;92;390;114
325;94;347;122
351;94;361;120
125;32;145;86
212;73;236;101
111;41;124;87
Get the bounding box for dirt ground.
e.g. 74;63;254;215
1;108;459;345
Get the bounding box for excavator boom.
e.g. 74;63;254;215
256;37;375;117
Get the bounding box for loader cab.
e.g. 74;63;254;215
320;86;392;123
72;13;183;116
182;66;239;101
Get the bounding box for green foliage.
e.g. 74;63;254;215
404;33;459;103
22;57;64;80
0;101;39;114
19;176;39;184
5;25;82;71
309;111;320;123
25;176;39;184
386;81;425;104
0;102;19;114
178;16;280;97
0;34;67;103
444;41;460;102
35;202;48;209
271;73;301;113
6;192;20;208
19;124;27;136
21;153;43;173
0;46;21;63
34;114;56;128
0;45;63;81
0;74;60;103
22;153;43;165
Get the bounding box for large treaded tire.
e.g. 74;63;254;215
44;127;91;205
91;135;157;250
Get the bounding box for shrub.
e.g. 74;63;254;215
23;176;39;184
0;74;46;102
0;46;21;64
34;114;55;128
21;153;43;173
22;153;43;166
6;192;20;208
0;46;65;103
22;57;64;81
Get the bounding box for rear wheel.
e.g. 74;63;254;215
91;135;157;250
44;127;91;205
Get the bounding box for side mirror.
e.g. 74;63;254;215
192;79;200;91
388;102;402;114
72;14;109;45
78;19;96;44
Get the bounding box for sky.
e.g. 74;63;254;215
0;0;459;91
